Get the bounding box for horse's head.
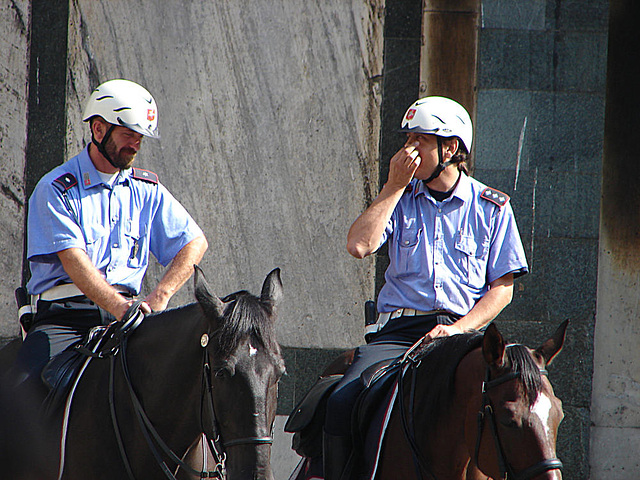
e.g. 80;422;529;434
476;321;568;480
194;266;286;480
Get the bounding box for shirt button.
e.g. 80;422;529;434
404;240;410;245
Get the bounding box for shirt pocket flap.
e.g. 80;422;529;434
455;234;490;258
124;220;146;240
455;234;475;256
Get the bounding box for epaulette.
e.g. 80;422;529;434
131;167;158;184
52;173;78;193
480;187;509;207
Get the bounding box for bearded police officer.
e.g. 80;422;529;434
13;79;208;387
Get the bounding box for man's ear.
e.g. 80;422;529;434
91;117;106;142
444;137;459;158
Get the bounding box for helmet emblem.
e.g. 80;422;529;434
405;109;416;120
147;109;156;121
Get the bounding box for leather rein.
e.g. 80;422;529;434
397;342;563;480
102;304;273;479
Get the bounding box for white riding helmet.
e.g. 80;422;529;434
82;79;160;139
400;96;472;153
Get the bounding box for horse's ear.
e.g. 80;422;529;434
194;265;224;318
261;268;283;308
535;319;568;366
482;322;506;368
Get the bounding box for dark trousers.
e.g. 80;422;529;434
324;313;456;436
9;299;115;388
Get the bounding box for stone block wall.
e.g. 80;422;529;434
474;1;609;478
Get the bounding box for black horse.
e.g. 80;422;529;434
0;266;285;480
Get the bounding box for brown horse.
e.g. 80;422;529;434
376;321;567;480
0;266;285;480
290;321;567;480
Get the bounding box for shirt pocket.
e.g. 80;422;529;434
454;233;490;289
84;224;108;260
125;222;148;268
396;226;423;277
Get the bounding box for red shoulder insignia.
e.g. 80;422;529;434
480;187;509;207
131;168;158;184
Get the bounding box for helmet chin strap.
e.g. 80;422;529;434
91;124;119;170
423;136;455;185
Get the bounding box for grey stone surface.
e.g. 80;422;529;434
481;0;547;30
476;90;606;174
479;30;554;91
476;2;609;476
0;0;30;339
61;0;385;350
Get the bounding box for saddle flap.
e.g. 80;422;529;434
41;348;86;414
354;358;402;433
285;374;343;433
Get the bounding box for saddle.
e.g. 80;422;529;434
41;303;145;415
285;356;402;460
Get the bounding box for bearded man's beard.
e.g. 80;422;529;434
105;137;137;169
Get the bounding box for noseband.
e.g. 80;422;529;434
474;368;564;480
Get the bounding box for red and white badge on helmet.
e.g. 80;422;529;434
147;109;156;121
405;109;416;120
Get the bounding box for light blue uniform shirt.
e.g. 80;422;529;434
377;173;528;316
27;146;204;295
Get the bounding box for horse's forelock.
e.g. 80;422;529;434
504;344;543;406
213;292;277;357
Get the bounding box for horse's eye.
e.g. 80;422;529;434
213;365;234;378
499;417;521;429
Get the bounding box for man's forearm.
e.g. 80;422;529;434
57;247;131;319
144;235;208;311
457;273;515;331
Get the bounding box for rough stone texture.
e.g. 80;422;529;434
0;0;30;339
63;0;384;350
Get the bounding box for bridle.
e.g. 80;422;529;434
474;367;563;480
107;305;275;480
398;341;563;480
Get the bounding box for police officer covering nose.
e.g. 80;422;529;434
322;96;529;480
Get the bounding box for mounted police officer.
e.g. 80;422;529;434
323;96;529;479
11;79;208;389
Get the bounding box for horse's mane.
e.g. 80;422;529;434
412;332;484;420
412;331;543;424
213;291;279;358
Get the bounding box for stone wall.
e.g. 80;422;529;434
474;1;609;478
0;0;30;339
